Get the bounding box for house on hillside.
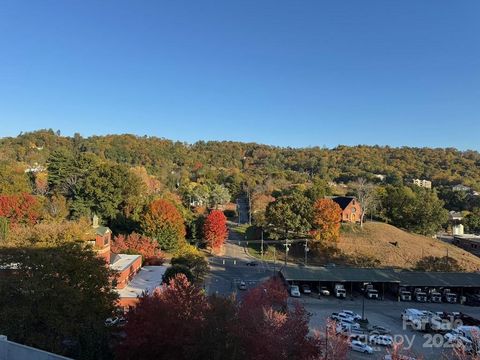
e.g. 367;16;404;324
331;196;362;223
412;179;432;189
453;184;471;192
449;211;463;223
89;216;164;311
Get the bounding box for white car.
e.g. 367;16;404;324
383;355;416;360
444;330;461;343
369;334;393;346
290;285;301;297
451;336;473;352
350;340;373;354
301;284;312;294
105;317;119;326
318;286;330;296
331;312;356;323
338;320;361;332
342;310;362;321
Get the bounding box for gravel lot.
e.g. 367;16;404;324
289;293;480;360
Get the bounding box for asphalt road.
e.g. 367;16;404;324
205;221;278;296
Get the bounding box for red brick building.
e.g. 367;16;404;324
89;219;147;307
331;196;362;223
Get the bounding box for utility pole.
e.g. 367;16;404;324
284;238;290;267
304;239;309;265
237;199;240;225
248;190;252;225
273;246;276;275
361;282;367;320
260;229;264;259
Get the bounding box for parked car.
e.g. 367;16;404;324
444;330;461;343
349;340;373;354
246;261;258;266
318;286;330;296
369;325;391;335
105;317;119;326
342;310;362;321
301;284;312;294
369;334;393;346
383;355;416;360
451;336;474;353
290;285;301;297
238;281;247;290
339;321;361;331
331;312;356;323
348;333;369;343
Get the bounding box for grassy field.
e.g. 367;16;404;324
338;222;480;271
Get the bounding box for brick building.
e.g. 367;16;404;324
89;217;162;309
331;196;362;223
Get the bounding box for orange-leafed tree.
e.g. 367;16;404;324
142;199;186;250
203;210;228;252
0;193;40;225
112;233;165;265
311;198;342;245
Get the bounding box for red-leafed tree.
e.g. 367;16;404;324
0;193;40;225
203;210;228;251
112;233;165;265
142;199;186;250
237;278;319;360
311;319;348;360
240;276;288;312
116;274;208;360
116;276;329;360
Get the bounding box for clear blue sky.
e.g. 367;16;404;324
1;1;479;149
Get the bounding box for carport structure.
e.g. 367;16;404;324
280;265;480;300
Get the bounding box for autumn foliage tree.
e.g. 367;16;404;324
142;199;186;250
0;193;40;225
203;210;228;252
311;198;342;246
237;277;319;360
117;276;323;360
112;233;164;265
117;274;208;360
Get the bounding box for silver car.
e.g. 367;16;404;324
350;340;373;354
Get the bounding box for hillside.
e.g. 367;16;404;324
1;130;480;189
338;222;480;272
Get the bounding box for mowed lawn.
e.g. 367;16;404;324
338;222;480;271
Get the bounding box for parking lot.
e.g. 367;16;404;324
290;292;480;360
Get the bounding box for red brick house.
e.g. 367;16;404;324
331;196;362;223
89;217;166;310
90;224;142;288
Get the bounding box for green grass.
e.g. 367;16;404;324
246;242;279;262
232;224;249;236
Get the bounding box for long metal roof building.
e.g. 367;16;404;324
281;265;480;288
